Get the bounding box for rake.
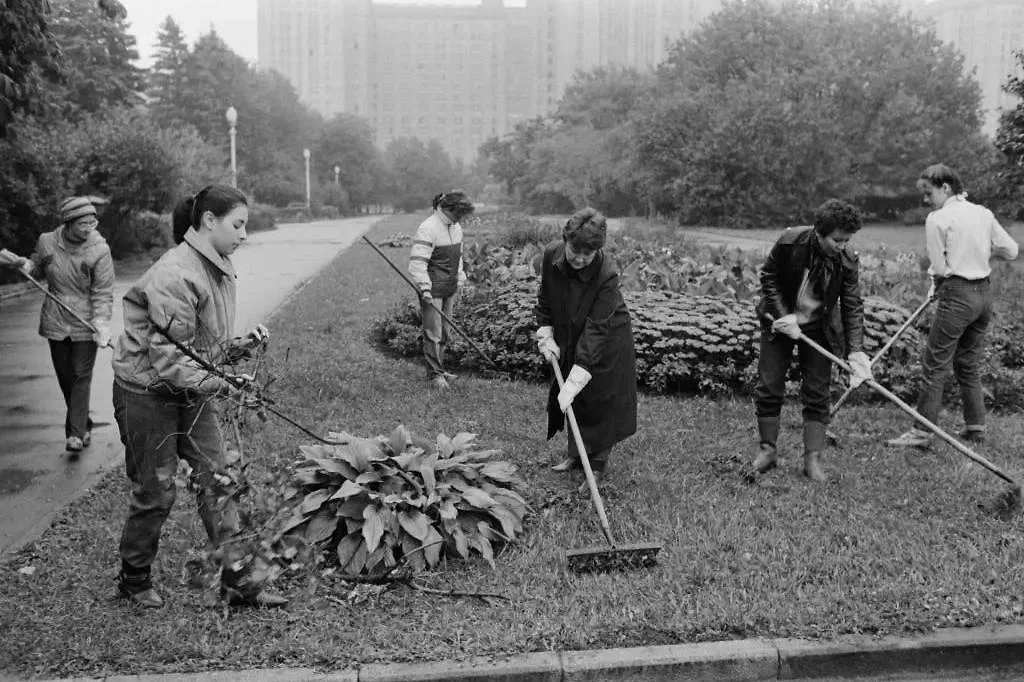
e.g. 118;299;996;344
827;294;933;444
797;329;1021;517
550;358;662;572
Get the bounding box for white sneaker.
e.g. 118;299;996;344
65;436;84;452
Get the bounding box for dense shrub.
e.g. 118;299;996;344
373;283;923;400
247;203;278;234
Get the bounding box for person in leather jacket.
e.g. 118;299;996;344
751;199;872;482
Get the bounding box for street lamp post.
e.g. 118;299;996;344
225;106;238;188
333;165;340;186
303;148;311;210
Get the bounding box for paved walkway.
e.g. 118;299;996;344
0;217;381;559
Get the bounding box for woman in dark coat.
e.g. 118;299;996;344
535;208;637;487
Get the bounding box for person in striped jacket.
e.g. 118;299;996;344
408;190;475;389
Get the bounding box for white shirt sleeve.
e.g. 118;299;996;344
990;213;1019;261
924;213;949;278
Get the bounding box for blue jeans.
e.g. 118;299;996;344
755;323;833;425
113;383;240;573
421;295;455;377
48;338;98;439
915;277;991;428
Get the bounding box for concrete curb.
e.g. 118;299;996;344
18;624;1024;682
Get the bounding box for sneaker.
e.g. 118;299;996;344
885;429;932;449
65;436;84;452
116;572;165;609
432;376;450;390
551;458;580;472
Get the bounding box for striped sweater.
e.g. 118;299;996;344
408;210;466;298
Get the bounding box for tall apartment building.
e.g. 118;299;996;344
920;0;1024;134
257;0;715;162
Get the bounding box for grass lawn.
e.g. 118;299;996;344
3;214;1024;679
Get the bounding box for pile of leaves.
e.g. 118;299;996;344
281;426;531;575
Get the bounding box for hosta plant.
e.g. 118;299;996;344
281;426;531;575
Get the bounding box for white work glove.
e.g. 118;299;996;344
535;326;559;362
557;365;592;413
772;313;802;340
92;321;112;348
926;279;937;300
420;290;433;303
245;323;270;346
847;351;873;389
0;249;23;267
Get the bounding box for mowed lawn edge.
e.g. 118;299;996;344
2;213;1024;679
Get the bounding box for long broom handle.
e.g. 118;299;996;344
830;295;934;416
361;235;499;369
20;269;112;348
551;357;617;546
796;328;1019;487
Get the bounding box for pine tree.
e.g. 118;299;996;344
148;16;189;128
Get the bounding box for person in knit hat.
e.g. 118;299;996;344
0;196;115;454
534;207;638;492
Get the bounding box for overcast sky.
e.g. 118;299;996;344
119;0;499;67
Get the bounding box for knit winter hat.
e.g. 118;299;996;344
59;196;97;225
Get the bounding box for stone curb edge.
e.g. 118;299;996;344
20;624;1024;682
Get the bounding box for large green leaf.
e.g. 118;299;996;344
329;479;364;501
450;525;470;559
422;526;444;567
304;508;339;545
388;425;410;456
458;486;497;509
450;431;477;452
362;504;385;553
419;463;437;497
486;505;521;540
467;528;495;568
355;471;383;485
401;532;427;571
398;509;431;541
344;538;369;574
336;496;369;519
307;457;359;480
438;499;458;520
300;488;332;515
480;461;519;483
335;531;364;569
436;432;454;457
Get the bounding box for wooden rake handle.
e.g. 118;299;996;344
551;357;616;546
796;329;1018;487
831;295;933;416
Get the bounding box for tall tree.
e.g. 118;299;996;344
314;112;386;211
147;16;189;128
633;0;987;227
994;49;1024;215
0;0;62;136
42;0;143;117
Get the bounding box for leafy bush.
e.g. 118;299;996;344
247;203;278;234
282;426;530;575
373;283;924;399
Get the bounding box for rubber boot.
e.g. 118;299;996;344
752;417;780;474
803;421;828;483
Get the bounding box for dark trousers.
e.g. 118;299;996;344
48;338;98;439
421;295;454;377
568;435;610;472
754;324;833;425
916;278;991;427
113;383;240;574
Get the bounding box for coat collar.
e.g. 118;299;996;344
553;242;602;282
184;228;236;278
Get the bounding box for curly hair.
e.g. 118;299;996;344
563;207;607;251
813;199;862;237
432;190;475;221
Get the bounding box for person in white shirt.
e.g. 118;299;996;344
887;164;1019;448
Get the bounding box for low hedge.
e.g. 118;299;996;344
372;283;926;400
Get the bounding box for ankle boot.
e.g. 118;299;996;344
752;417;780;473
803;421;828;482
116;569;164;608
